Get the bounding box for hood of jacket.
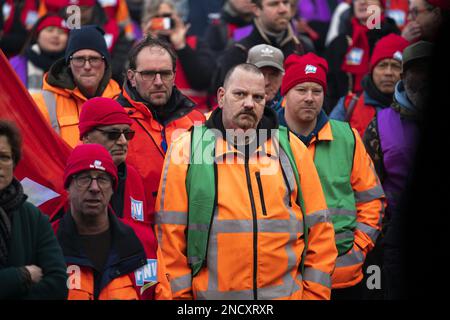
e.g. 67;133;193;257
44;57;113;97
391;80;420;120
118;80;197;125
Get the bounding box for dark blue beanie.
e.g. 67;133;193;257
65;25;111;65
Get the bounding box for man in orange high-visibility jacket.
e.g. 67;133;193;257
155;63;337;300
32;26;121;148
279;52;386;299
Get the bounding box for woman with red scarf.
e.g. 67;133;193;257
324;0;401;112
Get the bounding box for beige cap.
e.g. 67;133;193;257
247;44;285;73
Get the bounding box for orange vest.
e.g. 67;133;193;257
32;75;121;148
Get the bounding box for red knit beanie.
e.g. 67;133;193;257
36;16;69;35
78;97;132;140
427;0;450;10
63;144;118;190
281;53;329;96
370;33;410;73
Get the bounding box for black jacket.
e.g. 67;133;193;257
211;20;307;94
55;210;147;300
0;201;68;299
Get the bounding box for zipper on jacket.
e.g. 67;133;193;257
255;172;267;216
245;159;258;300
280;165;292;207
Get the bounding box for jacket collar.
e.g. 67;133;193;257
205;106;279;159
252;18;299;48
120;80;196;125
56;209;146;267
280;109;330;146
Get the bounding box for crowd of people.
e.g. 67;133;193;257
0;0;446;300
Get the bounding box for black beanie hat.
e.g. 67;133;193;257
65;25;111;65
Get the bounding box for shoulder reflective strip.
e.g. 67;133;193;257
303;267;331;288
335;248;365;268
329;208;357;216
278;147;296;194
334;230;354;242
305;209;330;228
170;274;192;293
354;185;385;203
155;211;187;225
158;143;175;211
41;90;60;134
188;223;210;232
211;219;303;234
356;222;380;243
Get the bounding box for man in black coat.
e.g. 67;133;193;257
211;0;314;94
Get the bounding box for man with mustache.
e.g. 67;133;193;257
53;144;171;299
31;25;121;148
156;63;338;300
278;53;385;299
329;33;409;137
212;0;313;93
117;36;205;223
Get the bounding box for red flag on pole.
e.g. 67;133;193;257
0;49;71;219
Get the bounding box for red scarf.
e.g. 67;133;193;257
341;17;370;93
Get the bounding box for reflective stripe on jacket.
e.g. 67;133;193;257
155;127;337;300
31;74;121;147
307;120;385;289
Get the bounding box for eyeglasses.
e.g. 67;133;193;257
408;7;432;19
94;128;135;141
133;70;174;82
72;174;112;189
70;55;105;67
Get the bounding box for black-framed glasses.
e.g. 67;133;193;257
73;174;112;189
94;128;135;141
70;55;105;67
133;69;174;82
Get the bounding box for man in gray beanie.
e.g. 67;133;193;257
31;25;121;148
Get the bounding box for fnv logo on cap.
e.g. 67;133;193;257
260;47;274;57
393;51;403;61
305;64;317;74
90;160;105;171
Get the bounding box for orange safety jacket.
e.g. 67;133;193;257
307;121;385;289
155;109;338;300
53;210;171;300
117;84;205;220
32;66;121;148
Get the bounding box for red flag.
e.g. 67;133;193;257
0;49;71;219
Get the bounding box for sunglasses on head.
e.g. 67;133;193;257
94;128;135;141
